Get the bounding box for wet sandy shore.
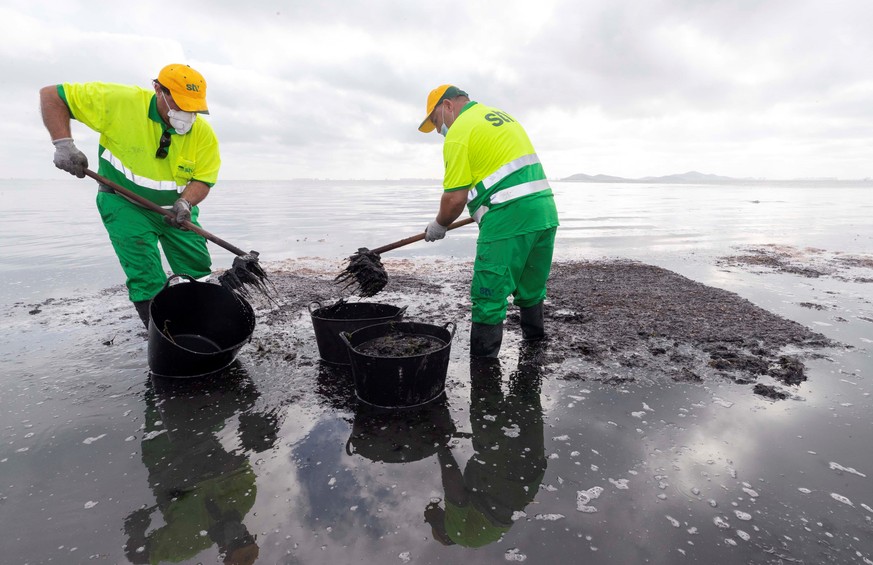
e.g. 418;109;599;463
3;257;872;564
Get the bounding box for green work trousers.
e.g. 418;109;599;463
471;227;557;325
97;192;212;302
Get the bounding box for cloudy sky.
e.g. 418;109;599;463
3;0;871;181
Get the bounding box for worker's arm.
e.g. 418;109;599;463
41;85;88;177
180;180;210;207
425;188;470;242
435;188;469;227
165;181;211;229
40;85;73;140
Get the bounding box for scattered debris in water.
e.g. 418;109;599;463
576;486;604;513
534;513;565;521
609;478;629;489
718;244;873;283
799;302;830;310
828;462;867;478
753;383;789;400
770;356;807;385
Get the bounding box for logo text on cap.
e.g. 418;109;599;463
186;84;200;92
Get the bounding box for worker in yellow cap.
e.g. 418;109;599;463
39;64;221;328
419;85;559;357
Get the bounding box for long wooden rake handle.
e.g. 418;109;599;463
83;169;249;257
371;217;475;255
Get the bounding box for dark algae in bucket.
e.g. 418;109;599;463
342;321;456;408
355;332;445;357
309;299;407;365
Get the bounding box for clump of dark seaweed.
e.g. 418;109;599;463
335;248;388;297
218;251;278;304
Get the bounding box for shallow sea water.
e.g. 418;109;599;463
1;179;872;564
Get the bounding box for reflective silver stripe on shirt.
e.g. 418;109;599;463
101;148;184;192
471;180;551;223
481;153;541;190
489;179;551;205
472;205;489;223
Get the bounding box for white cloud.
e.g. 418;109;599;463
3;0;872;180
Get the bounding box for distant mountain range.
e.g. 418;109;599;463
560;171;871;184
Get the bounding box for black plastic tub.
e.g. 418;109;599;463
341;321;456;408
148;276;256;378
309;300;406;365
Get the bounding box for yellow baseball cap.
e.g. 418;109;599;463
418;85;468;132
157;64;209;114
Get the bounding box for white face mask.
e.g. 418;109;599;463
438;105;451;137
161;92;196;135
168;109;195;135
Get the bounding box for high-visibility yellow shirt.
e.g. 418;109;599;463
60;82;220;206
442;102;558;242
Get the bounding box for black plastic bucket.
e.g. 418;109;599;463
309;301;406;365
341;321;456;408
345;398;457;463
148;275;256;378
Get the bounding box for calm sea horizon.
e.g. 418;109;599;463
2;178;870;307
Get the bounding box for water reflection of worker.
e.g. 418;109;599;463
425;354;546;547
123;367;280;565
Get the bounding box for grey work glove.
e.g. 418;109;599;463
52;138;88;178
165;198;192;229
425;220;448;242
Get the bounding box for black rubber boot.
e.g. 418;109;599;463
519;302;545;341
470;322;503;358
133;300;151;330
